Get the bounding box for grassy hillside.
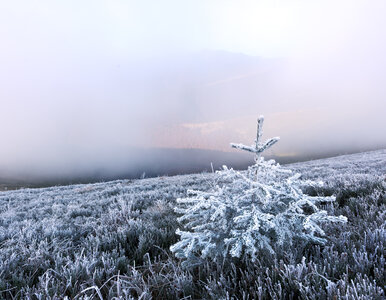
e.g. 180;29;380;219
0;150;385;299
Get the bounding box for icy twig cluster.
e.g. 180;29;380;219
171;116;347;265
230;115;279;159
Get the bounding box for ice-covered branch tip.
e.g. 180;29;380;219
230;115;279;156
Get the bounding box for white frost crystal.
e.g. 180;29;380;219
171;116;347;264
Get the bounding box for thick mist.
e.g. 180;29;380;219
0;0;385;181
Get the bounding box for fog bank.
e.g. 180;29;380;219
0;0;385;180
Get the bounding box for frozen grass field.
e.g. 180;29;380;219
0;149;385;299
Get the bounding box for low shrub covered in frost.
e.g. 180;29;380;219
171;116;347;264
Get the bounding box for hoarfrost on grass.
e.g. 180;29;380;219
0;130;384;298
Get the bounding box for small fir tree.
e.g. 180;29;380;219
170;116;347;265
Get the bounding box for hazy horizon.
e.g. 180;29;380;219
1;0;385;181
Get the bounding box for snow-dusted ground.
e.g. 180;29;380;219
289;148;386;178
2;149;385;201
0;149;385;299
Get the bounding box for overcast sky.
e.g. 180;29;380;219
0;0;385;177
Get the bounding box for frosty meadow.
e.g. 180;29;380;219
1;1;385;298
0;117;384;299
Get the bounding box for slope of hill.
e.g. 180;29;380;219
0;150;384;299
0;147;253;191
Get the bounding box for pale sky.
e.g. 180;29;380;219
0;0;385;177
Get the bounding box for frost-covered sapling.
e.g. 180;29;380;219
171;115;347;265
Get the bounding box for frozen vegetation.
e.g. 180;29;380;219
171;116;347;266
0;148;384;299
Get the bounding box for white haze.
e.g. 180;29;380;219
0;0;385;179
